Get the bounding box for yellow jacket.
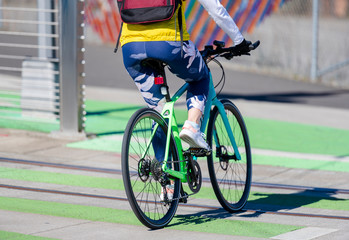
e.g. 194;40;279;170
120;3;190;46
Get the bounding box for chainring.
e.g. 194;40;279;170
187;160;202;193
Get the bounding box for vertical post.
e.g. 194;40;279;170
311;0;319;82
37;0;55;59
0;0;2;28
59;0;86;135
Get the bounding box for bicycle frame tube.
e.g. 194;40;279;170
212;99;242;160
161;101;187;182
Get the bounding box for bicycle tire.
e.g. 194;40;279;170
122;108;180;229
206;99;252;212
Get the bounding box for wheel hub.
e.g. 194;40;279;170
150;159;163;181
138;159;151;182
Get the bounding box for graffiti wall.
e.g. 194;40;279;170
85;0;288;48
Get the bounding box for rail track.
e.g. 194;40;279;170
1;156;349;221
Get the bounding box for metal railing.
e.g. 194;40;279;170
311;0;349;81
0;0;85;135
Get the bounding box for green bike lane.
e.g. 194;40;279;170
1;95;349;239
2;98;348;160
71;99;349;170
0;161;348;239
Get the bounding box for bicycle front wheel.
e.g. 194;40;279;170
207;99;252;212
122;108;180;229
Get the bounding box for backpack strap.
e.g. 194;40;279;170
114;22;123;53
178;4;184;57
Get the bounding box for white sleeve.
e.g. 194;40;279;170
196;0;244;45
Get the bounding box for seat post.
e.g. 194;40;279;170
159;72;171;102
143;59;171;102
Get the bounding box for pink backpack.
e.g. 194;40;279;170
117;0;182;24
114;0;184;53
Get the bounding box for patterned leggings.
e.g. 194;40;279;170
122;41;210;113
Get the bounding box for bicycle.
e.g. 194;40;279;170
122;40;260;229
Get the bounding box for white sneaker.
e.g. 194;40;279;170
179;121;210;150
160;184;174;202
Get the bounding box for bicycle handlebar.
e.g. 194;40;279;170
200;40;260;60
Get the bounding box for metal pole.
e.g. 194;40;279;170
59;0;86;135
311;0;319;82
0;0;2;28
37;0;55;59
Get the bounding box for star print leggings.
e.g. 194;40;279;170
122;41;210;113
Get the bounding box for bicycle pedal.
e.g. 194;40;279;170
179;191;188;203
188;148;211;157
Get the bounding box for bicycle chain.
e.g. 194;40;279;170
166;191;197;203
162;150;205;203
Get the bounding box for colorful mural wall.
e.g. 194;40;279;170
85;0;288;48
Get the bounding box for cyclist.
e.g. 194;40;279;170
120;0;251;200
121;0;251;148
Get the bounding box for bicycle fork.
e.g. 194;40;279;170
203;77;242;161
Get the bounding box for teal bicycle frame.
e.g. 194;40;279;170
143;72;242;183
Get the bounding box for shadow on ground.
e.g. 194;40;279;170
167;189;347;227
218;89;349;105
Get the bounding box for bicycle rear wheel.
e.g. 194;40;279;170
122;108;180;229
207;99;252;212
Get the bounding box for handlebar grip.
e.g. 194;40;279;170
249;40;260;51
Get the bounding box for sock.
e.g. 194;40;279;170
185;120;200;130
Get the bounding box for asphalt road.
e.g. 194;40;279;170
84;43;349;110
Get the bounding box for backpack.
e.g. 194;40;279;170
114;0;183;53
117;0;181;24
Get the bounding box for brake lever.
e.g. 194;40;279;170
222;52;233;60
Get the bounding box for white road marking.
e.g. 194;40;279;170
271;227;338;240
